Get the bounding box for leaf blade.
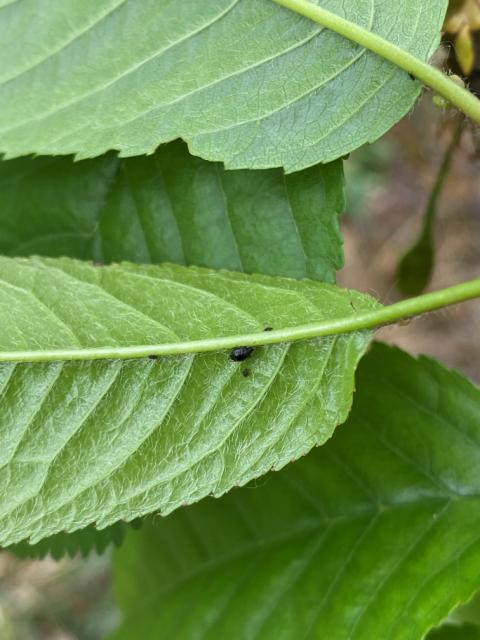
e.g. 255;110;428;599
0;0;447;170
427;624;480;640
110;343;480;640
0;142;344;283
5;521;132;560
0;257;377;545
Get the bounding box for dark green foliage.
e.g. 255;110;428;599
111;343;480;640
5;521;133;560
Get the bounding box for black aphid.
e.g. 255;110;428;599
148;355;158;360
264;326;273;331
229;346;254;362
242;368;251;377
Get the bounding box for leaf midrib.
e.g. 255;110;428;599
2;273;474;364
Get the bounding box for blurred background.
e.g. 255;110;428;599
1;3;479;637
340;98;480;382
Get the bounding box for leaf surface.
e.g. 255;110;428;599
111;343;480;640
0;256;377;545
5;521;131;560
0;0;447;170
427;624;480;640
0;142;344;282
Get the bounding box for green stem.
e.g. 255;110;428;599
422;119;464;240
270;0;480;123
1;280;479;363
396;118;464;296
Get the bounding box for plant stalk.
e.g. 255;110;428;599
0;280;479;363
422;119;464;240
270;0;480;123
396;118;464;296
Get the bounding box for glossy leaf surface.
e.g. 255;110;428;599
111;343;480;640
0;142;344;282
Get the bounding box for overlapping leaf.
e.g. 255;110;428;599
6;521;131;560
428;624;480;640
0;256;378;545
0;0;447;170
111;343;480;640
0;141;344;282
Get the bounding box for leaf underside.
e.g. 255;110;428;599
111;343;480;640
0;141;344;282
0;0;447;170
0;256;378;545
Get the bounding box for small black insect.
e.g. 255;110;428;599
264;326;273;332
242;368;251;377
148;355;158;360
229;346;254;362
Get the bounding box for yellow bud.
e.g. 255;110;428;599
433;94;451;110
455;25;475;75
444;0;480;32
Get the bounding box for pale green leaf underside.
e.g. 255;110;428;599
0;0;447;170
0;141;344;282
0;257;377;545
111;344;480;640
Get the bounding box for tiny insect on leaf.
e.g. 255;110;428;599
229;346;254;362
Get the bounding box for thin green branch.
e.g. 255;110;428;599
0;280;478;363
397;119;464;295
270;0;480;123
423;119;464;239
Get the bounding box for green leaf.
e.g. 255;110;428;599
397;232;434;297
0;141;344;282
110;343;480;640
427;624;480;640
0;256;377;545
0;0;447;171
434;591;480;637
4;521;132;560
